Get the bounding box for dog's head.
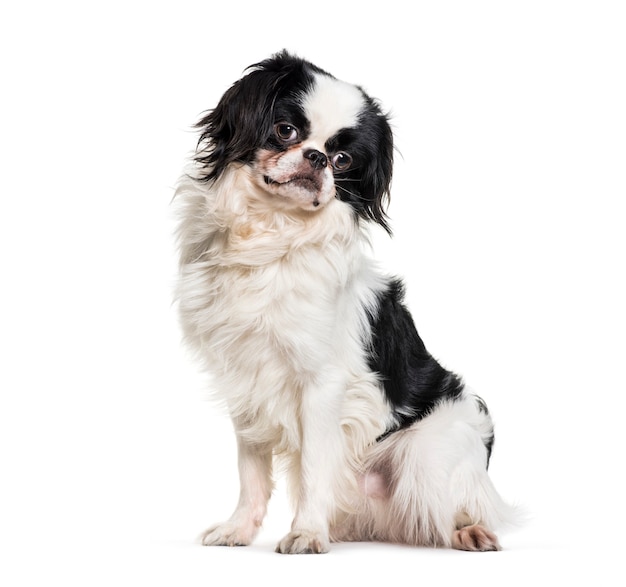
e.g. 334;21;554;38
195;50;394;232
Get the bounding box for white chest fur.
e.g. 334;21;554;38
176;170;389;451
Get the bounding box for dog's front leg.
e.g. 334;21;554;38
200;435;272;547
276;379;344;554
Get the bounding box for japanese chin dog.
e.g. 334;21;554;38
175;50;517;554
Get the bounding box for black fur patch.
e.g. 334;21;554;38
194;51;322;181
367;279;465;438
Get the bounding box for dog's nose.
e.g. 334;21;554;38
304;149;328;170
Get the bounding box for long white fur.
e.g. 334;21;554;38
333;397;515;547
176;162;391;549
176;73;517;553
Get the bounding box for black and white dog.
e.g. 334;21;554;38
175;51;516;554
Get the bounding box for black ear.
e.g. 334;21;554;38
194;69;279;182
336;96;394;234
360;106;394;234
194;50;319;182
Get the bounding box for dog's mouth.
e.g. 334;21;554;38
263;175;321;192
256;149;333;210
263;175;280;186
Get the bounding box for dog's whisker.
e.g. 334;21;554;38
335;183;369;202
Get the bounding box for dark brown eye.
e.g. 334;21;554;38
331;151;352;171
274;123;298;143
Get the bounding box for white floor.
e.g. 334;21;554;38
4;504;614;586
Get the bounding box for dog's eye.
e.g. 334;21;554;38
331;152;352;171
274;123;299;143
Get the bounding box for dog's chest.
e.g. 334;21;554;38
205;242;356;357
194;240;365;442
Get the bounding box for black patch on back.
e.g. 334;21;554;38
367;279;465;438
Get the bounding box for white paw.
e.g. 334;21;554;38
275;530;329;554
451;524;501;552
199;522;254;547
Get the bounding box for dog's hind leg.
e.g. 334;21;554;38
338;396;516;549
451;512;501;551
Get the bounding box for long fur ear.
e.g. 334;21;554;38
336;95;393;235
359;102;394;234
194;70;278;182
194;50;323;182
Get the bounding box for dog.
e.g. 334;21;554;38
175;50;517;554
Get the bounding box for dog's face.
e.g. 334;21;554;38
254;73;366;212
195;51;394;232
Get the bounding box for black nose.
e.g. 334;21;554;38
304;149;328;170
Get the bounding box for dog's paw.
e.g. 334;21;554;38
199;522;254;547
451;524;501;552
275;530;329;554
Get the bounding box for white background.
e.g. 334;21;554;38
1;1;625;585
